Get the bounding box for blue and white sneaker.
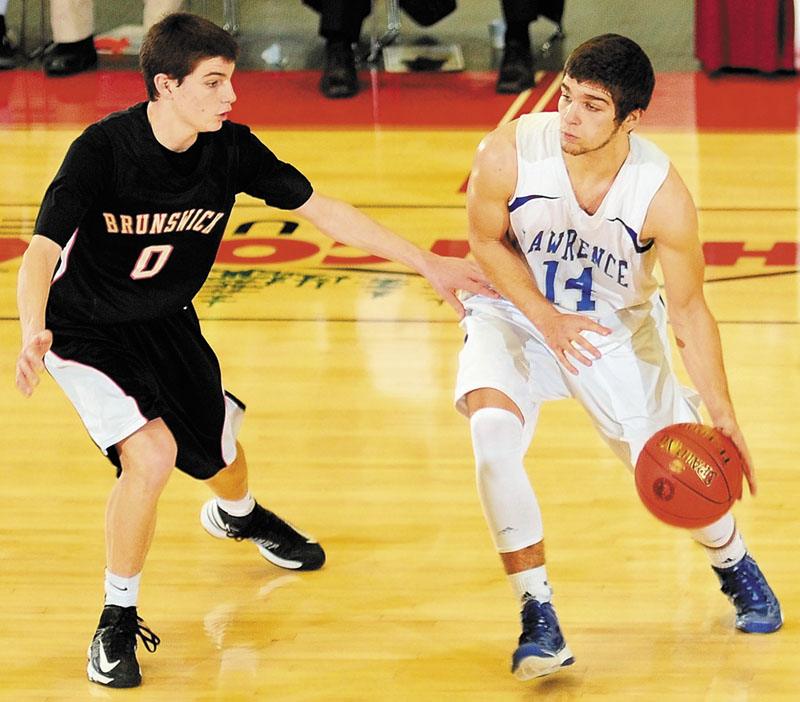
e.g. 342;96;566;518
713;553;783;633
511;599;575;680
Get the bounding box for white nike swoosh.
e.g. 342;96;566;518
97;641;121;674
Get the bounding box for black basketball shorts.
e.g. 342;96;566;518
44;306;245;479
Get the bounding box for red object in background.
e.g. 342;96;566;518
695;0;796;72
94;37;131;54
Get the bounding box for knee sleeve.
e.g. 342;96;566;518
690;513;735;548
470;408;543;553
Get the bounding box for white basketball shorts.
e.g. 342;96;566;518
454;293;701;469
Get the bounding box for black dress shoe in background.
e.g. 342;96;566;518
320;40;358;99
43;36;98;77
0;32;15;70
495;40;535;94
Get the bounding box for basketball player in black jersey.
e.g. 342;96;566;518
14;13;495;688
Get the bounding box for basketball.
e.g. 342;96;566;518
634;423;744;528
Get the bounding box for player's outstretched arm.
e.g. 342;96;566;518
16;236;61;397
292;192;497;319
649;166;756;495
466;124;611;375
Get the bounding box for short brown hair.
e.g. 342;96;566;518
564;34;655;122
140;12;240;101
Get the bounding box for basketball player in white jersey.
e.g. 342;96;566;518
15;13;495;688
455;34;782;681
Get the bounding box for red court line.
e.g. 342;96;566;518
2;69;799;130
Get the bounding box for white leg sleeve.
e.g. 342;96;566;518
470;408;543;553
690;513;735;548
50;0;94;43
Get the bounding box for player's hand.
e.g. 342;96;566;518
422;256;499;319
714;419;756;497
16;330;53;398
536;311;612;375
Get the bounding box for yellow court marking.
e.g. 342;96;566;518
530;70;564;114
496;70;564;127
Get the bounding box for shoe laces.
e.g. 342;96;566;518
718;557;771;612
134;618;161;653
105;608;161;656
228;505;302;548
519;599;559;644
250;506;303;545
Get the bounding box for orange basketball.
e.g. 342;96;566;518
634;423;743;528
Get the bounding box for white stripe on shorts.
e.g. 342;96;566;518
44;350;148;453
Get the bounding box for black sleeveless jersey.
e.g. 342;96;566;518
35;102;313;325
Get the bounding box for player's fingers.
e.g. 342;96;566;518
742;462;757;497
440;288;466;319
586;320;613;336
556;348;580;376
571;335;602;360
721;427;756;498
736;447;757;497
15;362;37;397
462;278;498;299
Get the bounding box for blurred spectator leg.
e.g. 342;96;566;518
44;0;97;76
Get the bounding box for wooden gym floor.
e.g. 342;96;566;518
0;60;799;701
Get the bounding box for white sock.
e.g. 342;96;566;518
104;569;141;608
216;492;255;517
705;529;747;569
509;565;552;605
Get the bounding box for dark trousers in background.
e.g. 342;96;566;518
502;0;565;25
303;0;371;43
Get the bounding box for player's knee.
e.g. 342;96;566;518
470;407;524;476
117;423;177;491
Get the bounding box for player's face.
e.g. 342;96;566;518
171;57;237;133
558;76;623;156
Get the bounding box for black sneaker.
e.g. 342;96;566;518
86;605;160;688
0;32;15;70
201;499;326;571
496;40;536;94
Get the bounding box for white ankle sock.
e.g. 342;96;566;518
705;529;747;569
509;565;552;605
216;492;255;517
691;514;747;568
104;569;141;608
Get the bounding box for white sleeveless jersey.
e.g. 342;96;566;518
509;112;670;322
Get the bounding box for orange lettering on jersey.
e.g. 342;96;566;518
149;213;167;234
201;212;225;234
176;209;195;231
135;214;149;235
102;213;119;233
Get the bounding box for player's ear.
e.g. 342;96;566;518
623;108;644;134
153;73;175;99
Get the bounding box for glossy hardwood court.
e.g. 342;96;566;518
1;68;798;701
